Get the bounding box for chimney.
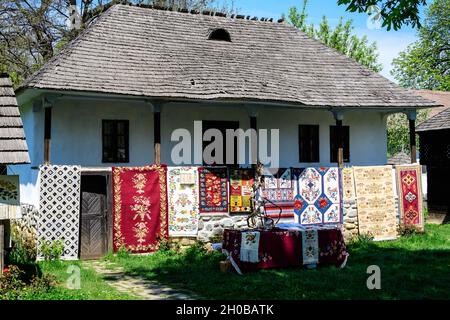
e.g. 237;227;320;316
69;0;81;30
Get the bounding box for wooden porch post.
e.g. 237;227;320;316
0;220;4;274
44;106;52;164
250;110;258;167
408;111;417;164
153;103;162;165
333;111;345;168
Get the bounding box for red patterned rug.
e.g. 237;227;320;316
396;164;424;230
198;167;228;213
112;165;168;253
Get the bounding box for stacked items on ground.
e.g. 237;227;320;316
32;163;425;259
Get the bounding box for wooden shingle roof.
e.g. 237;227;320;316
19;4;439;108
415;91;450;132
0;74;30;164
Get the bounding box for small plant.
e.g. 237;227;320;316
116;246;130;258
398;224;424;237
40;240;65;261
158;238;171;252
209;234;224;244
347;233;374;248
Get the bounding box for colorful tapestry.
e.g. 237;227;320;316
112;165;168;253
0;175;21;220
260;168;294;217
38;165;81;260
396;164;424;231
240;231;260;263
167;167;199;237
353;165;397;240
229;169;254;213
292;167;342;225
198;167;228;214
341;167;356;201
301;229;319;265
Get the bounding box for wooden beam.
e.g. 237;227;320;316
153;108;161;165
250;115;257;167
0;221;4;274
409;118;417;164
336;119;344;168
44;107;52;164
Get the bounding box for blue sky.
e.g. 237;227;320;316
227;0;426;82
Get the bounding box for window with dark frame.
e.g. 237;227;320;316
330;125;350;163
102;120;129;163
298;125;320;163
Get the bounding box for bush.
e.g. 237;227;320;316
9;223;37;265
0;265;26;300
398;224;424;237
0;264;55;300
40;240;65;261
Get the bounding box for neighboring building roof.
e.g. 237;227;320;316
18;4;438;109
414;90;450;132
0;74;30;164
387;151;411;165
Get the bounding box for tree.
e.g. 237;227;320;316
0;0;234;86
386;110;429;157
391;0;450;91
337;0;427;31
288;0;382;73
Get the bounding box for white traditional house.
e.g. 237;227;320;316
9;4;439;256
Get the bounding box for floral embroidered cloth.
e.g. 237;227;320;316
301;229;319;265
198;167;228;214
222;227;348;274
0;175;21;220
167;167;199;237
112;165;168;253
341;167;356;201
353;165;398;240
292;167;342;225
396;164;424;231
260;168;295;218
240;231;260;263
229;169;254;213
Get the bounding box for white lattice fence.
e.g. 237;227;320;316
37;165;81;260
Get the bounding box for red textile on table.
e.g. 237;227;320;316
112;165;168;253
223;228;347;273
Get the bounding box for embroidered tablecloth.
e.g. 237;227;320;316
222;227;348;274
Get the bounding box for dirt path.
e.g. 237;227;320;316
83;260;198;300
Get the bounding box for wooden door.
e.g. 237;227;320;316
80;192;107;260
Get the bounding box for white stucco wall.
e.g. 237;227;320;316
11;97;389;206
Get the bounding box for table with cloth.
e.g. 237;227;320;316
222;225;348;274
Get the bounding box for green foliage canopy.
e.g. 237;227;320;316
288;1;382;73
391;0;450;91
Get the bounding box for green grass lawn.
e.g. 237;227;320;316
25;261;136;300
105;224;450;300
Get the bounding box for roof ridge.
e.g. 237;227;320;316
115;3;284;24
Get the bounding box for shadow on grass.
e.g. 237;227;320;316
112;239;450;300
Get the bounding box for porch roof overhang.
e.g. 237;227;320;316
16;87;440;115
